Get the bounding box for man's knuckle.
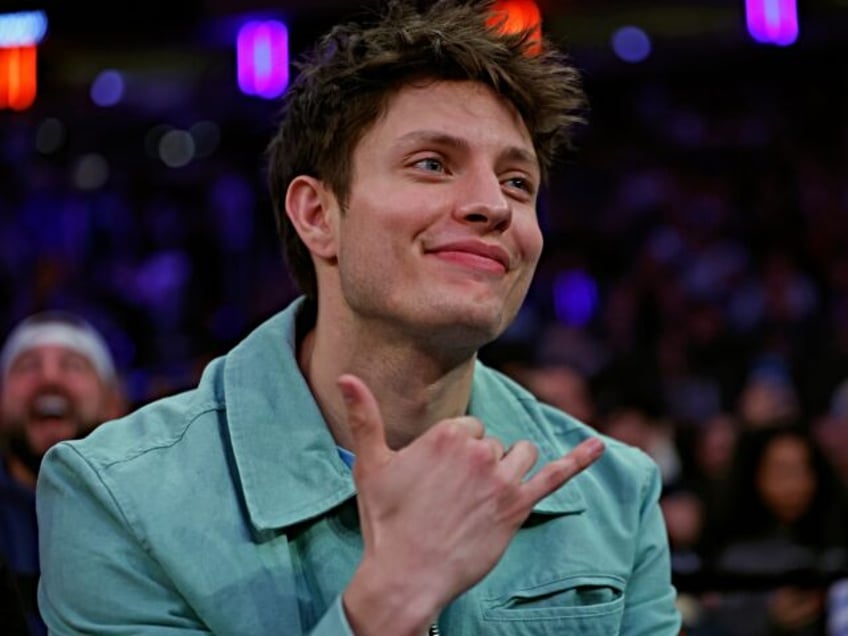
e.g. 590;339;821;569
469;441;496;468
433;422;461;447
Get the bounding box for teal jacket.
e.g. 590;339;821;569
37;300;681;635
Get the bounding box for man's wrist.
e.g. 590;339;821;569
342;559;439;636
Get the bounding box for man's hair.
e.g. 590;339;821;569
267;0;587;300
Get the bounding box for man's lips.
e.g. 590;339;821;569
30;393;71;419
426;240;511;273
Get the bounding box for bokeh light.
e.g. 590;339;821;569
72;153;110;190
612;25;652;63
158;130;195;168
35;117;65;154
90;70;125;107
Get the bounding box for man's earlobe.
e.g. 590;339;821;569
285;176;338;259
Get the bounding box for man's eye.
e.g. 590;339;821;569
505;176;533;194
413;157;444;172
62;355;92;374
10;358;38;375
63;359;85;372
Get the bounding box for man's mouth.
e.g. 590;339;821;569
426;239;511;274
31;393;71;419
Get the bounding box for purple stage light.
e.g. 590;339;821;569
237;20;289;98
746;0;798;46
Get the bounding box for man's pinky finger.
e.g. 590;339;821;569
570;437;605;471
521;438;605;506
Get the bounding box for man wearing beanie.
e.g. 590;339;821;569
0;311;123;636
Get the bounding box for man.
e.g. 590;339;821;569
38;1;681;633
0;311;123;635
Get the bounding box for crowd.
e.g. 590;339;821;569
1;17;847;634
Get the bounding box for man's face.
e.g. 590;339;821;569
0;344;110;458
331;80;543;350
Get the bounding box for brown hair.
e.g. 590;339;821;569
267;0;586;300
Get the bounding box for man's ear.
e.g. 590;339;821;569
285;175;339;260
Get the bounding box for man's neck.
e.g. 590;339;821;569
298;307;477;451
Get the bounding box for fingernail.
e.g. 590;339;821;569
586;437;605;458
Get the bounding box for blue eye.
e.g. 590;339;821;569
505;176;533;194
414;157;444;172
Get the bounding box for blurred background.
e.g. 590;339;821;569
2;0;848;632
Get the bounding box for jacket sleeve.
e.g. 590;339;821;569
38;442;360;636
619;457;682;635
36;442;212;635
307;596;356;636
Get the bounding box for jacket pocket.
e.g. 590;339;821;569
481;573;625;633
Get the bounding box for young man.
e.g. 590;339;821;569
38;2;681;633
0;311;123;636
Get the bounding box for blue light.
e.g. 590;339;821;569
237;20;289;99
553;270;598;327
611;25;652;63
90;70;125;107
0;10;47;47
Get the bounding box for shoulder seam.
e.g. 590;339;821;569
99;400;225;470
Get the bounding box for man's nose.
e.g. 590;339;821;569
36;358;63;383
454;171;512;231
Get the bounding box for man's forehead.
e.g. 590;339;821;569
377;80;536;153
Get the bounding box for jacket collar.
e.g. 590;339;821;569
223;299;585;535
223;299;356;535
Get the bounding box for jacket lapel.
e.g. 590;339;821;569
222;301;356;537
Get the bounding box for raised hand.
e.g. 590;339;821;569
338;373;605;636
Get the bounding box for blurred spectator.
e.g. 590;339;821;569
0;311;124;636
661;488;708;633
737;355;801;429
694;413;739;486
663;489;706;576
502;362;597;426
689;412;741;553
701;424;848;636
602;402;683;489
812;379;848;489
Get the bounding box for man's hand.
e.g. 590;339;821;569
338;373;605;636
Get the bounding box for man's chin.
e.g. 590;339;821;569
439;303;513;342
418;313;507;355
27;418;84;455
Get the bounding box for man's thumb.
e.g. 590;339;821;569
337;374;391;467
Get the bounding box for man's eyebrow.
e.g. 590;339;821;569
395;130;538;169
499;146;539;172
395;130;469;152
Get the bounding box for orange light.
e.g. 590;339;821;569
486;0;543;55
0;45;37;111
